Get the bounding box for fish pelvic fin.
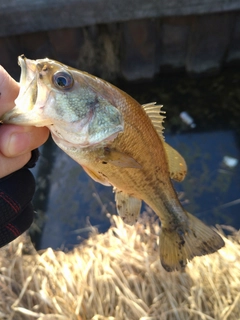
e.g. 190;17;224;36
114;189;142;225
159;211;225;272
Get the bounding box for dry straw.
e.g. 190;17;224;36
0;215;239;320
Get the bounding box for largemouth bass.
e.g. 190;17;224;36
2;55;224;271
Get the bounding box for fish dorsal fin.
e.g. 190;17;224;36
163;142;187;182
114;188;142;225
142;102;166;140
142;103;187;181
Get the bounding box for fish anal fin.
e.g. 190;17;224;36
142;102;166;140
164;142;187;182
114;189;142;225
159;211;225;272
99;147;141;169
82;165;111;186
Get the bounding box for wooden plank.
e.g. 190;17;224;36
0;0;240;36
227;12;240;63
159;17;191;71
120;20;157;80
186;13;234;74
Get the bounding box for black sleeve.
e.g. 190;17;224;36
0;149;39;247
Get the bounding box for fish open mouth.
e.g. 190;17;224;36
16;54;38;110
1;55;53;126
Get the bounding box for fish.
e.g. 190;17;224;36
1;55;224;272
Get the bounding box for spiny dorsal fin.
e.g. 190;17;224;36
142;102;187;181
142;102;166;140
163;142;187;182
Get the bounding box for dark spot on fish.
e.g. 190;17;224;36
87;96;99;111
102;161;107;164
117;205;122;210
155;166;160;173
177;229;184;236
179;260;186;269
144;175;152;183
39;73;43;79
178;240;185;249
98;171;107;178
155;176;166;186
161;263;172;272
104;147;111;155
176;229;185;249
200;241;213;254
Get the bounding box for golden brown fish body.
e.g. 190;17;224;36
67;86;181;226
2;56;224;271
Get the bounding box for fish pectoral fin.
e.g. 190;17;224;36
159;211;224;272
82;165;111;186
99;148;141;169
114;189;142;225
163;142;187;182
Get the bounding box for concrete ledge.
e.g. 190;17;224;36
1;0;240;36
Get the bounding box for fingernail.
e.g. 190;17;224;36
7;132;31;156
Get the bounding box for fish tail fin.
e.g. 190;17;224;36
159;211;224;272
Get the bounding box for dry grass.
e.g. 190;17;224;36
0;215;239;320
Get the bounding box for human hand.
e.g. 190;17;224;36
0;65;49;247
0;65;49;178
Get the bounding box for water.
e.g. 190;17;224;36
30;68;240;250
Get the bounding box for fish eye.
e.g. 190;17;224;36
53;71;74;89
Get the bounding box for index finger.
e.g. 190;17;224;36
0;65;19;116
